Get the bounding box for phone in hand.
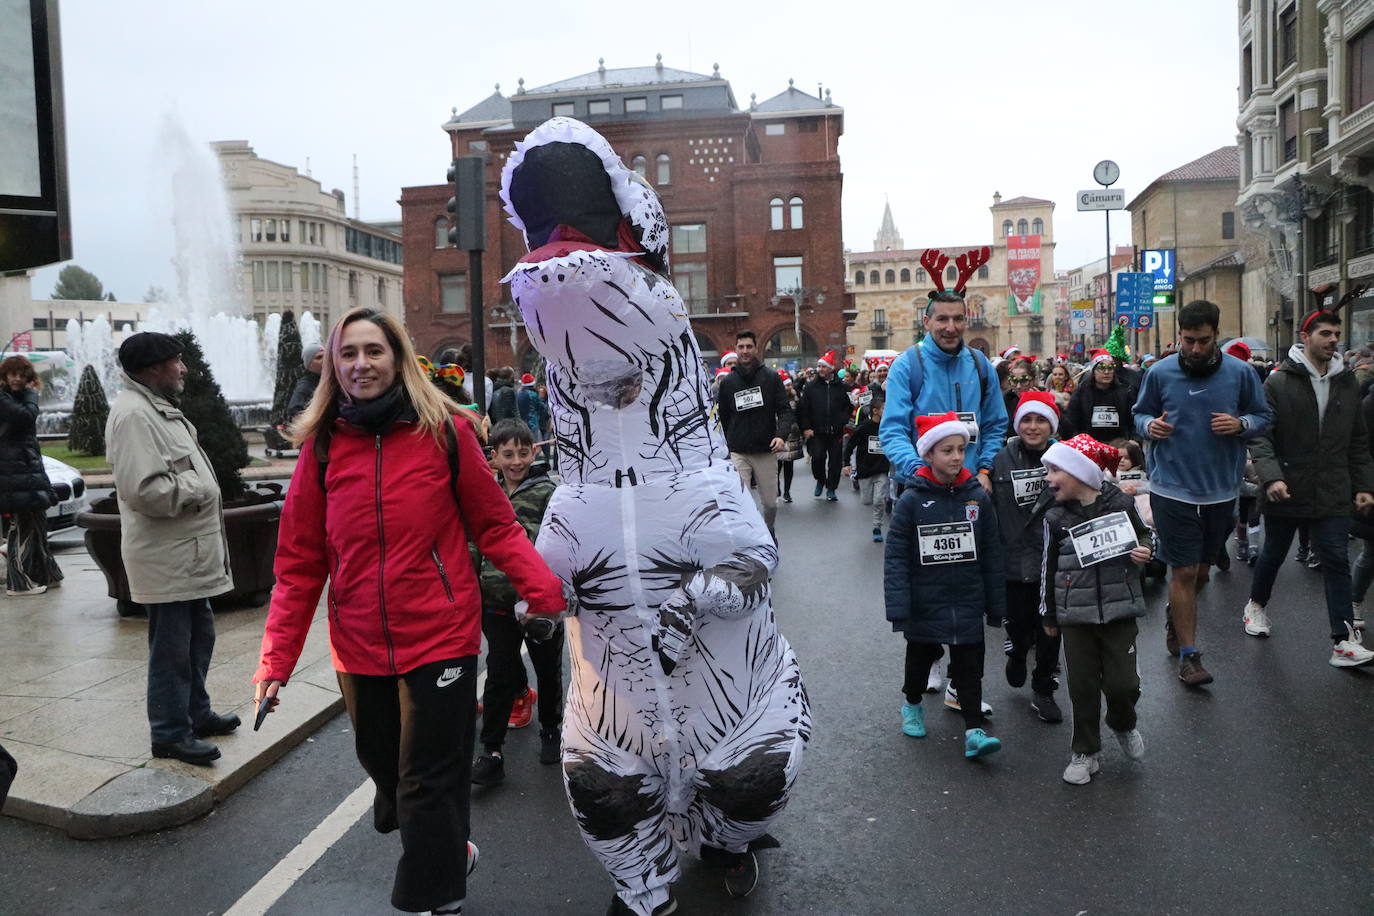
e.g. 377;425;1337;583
253;695;273;731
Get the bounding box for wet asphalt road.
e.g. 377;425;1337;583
2;485;1372;915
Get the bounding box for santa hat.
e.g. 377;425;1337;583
915;411;970;457
1001;346;1022;360
817;349;839;369
1013;391;1059;434
520;372;536;387
1042;433;1120;487
720;351;737;367
1225;340;1251;362
1089;351;1117;369
714;367;731;378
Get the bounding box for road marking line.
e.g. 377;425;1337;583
225;643;531;914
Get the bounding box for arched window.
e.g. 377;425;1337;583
1002;220;1013;237
854;270;865;285
945;265;956;283
1017;218;1029;235
789;196;804;229
434;218;448;249
770;198;785;231
869;270;879;285
885;269;896;284
631;155;647;178
899;268;911;283
656;153;671;185
1032;217;1044;235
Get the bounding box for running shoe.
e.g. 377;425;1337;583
901;702;926;738
944;685;993;715
1031;693;1063;723
872;527;884;543
508;687;536;728
1005;654;1027;688
470;753;505;786
963;729;1002;758
1242;600;1271;637
1062;753;1100;785
925;667;942;693
723;851;759;898
1178;651;1214;686
1114;728;1145;761
813;483;824;499
825;489;838;501
1331;623;1374;667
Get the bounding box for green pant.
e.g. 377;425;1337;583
1062;617;1140;755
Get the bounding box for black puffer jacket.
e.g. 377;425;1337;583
796;376;851;437
1064;378;1137;443
0;387;56;512
1040;482;1151;628
991;437;1054;582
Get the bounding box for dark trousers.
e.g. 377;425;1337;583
1062;618;1140;755
479;611;564;751
1250;514;1353;639
146;598;215;745
1004;581;1061;695
777;459;794;497
903;639;986;730
338;655;477;913
809;433;843;490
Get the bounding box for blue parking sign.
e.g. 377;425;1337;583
1115;272;1155;330
1142;249;1176;291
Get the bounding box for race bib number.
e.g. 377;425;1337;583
918;521;977;565
1118;469;1146;484
1069;511;1138;567
868;436;884;455
1091;406;1119;428
1011;467;1047;507
957;411;979;443
859;390;873;406
734;386;763;411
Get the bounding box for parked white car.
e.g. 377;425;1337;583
44;455;89;531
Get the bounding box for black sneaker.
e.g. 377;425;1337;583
1296;545;1310;564
1005;654;1027;688
539;729;561;765
151;736;221;766
1031;692;1063;723
191;711;241;738
724;851;759;898
471;752;505;786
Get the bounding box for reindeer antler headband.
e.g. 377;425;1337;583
920;246;991;299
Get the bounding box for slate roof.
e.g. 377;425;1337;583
528;65;715;94
450;90;511;124
1156;146;1240;183
992;195;1053;208
753;83;836;113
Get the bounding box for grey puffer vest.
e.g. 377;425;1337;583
1041;483;1150;627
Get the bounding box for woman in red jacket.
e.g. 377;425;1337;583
253;307;564;916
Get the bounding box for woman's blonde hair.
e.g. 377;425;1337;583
288;307;461;451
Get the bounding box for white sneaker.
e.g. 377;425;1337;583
1114;728;1145;761
1062;753;1100;785
944;684;993;715
5;585;46;597
1242;600;1271;637
925;667;942;693
1331;624;1374;667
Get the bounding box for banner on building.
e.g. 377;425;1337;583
1006;234;1042;316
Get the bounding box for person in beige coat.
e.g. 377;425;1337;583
106;332;238;766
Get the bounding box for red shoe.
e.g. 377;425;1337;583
508;687;536;728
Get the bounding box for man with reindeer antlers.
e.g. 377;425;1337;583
879;247;1010;706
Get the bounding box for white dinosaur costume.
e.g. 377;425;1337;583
499;118;811;915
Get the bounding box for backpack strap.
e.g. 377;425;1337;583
907;339;990;406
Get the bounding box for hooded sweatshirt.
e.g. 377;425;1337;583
1289;342;1342;427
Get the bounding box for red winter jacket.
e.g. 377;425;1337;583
255;415;564;683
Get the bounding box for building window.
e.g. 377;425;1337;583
266;218;277;242
267;262;279;291
1222;211;1236;240
765;123;785;136
1353;186;1374;254
588;99;610;116
789;196;804;229
676;263;708;313
468;140;489;152
873;308;887;330
660;95;683;110
252;261;265;292
1311;208;1338;267
282;261;293;291
774;255;803;293
770;198;785;230
439;273;467;312
671;223;706;254
978;264;989;280
1281;97;1298;162
552;102;575;117
1032;218;1044;235
945;265;956;283
655;153;671;185
631;155;647;178
300;263;310;290
1017;218;1029;235
1349;24;1374;112
251;218;262;243
899;268;911;283
854;270;865;285
435;218;449;249
884;269;896;284
625;97;647;113
1002;219;1013;237
308;222;317;245
348;270;358;299
299;220;307;244
869;270;879;285
1279;4;1297;69
280;221;290;243
1242;44;1254;99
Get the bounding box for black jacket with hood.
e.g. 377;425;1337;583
991;436;1055;582
717;361;795;454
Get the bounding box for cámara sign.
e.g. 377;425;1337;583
1077;189;1125;211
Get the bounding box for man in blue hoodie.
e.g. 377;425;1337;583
1133;300;1271;686
879;292;1008;488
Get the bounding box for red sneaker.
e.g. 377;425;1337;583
508;687;536;728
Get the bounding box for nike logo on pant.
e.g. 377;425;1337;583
436;666;464;688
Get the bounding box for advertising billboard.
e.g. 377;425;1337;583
1006;234;1041;316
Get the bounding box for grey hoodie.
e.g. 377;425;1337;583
1289;342;1344;426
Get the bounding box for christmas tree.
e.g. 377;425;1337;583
67;364;109;456
174;330;249;502
270;310;303;427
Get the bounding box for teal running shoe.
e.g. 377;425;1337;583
901;703;925;738
963;728;1002;758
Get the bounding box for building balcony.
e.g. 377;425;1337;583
969;315;990;329
871;321;889;333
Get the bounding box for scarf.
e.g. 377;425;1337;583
338;382;416;434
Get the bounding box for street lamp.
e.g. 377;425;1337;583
769;286;826;361
489;303;522;365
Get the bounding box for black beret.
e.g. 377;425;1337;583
118;332;183;373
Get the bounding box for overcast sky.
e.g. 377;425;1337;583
32;0;1240;302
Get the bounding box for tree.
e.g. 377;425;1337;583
143;285;169;304
270;311;303;427
67;364;109;456
174;330;249;502
50;264;107;301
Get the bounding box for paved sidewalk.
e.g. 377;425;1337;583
0;535;340;839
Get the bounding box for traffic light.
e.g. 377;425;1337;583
445;156;487;252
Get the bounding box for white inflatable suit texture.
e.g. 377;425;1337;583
499;117;811;915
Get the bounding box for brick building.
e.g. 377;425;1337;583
401;60;847;369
